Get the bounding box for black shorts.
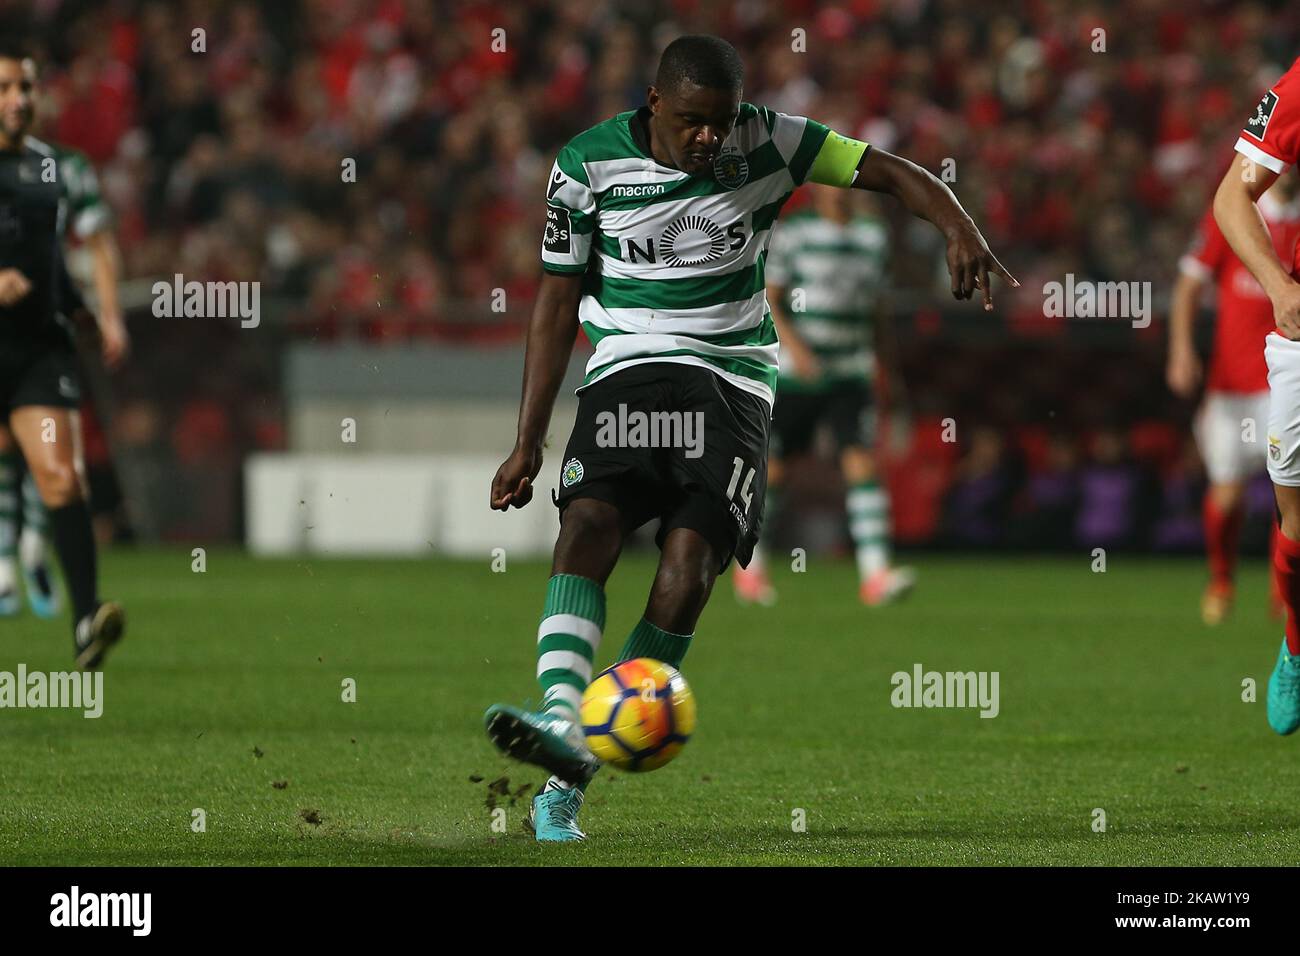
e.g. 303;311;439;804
0;345;82;415
770;380;875;459
554;362;772;571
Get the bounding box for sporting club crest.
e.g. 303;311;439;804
713;149;749;189
562;458;584;487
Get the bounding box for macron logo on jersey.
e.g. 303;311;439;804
1244;89;1279;141
611;184;666;198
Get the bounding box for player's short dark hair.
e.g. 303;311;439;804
655;35;744;96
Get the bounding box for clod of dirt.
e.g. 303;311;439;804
300;808;322;826
272;781;288;790
468;774;484;783
252;746;264;759
485;776;512;811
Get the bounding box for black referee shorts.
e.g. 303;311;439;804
0;344;82;415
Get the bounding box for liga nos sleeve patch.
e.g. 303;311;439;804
1244;89;1279;141
544;205;572;254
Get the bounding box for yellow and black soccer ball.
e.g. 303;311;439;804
579;658;696;772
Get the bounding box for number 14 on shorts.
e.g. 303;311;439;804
725;456;756;514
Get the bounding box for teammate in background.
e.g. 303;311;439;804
0;144;127;618
484;35;1014;841
0;42;124;666
733;183;914;606
1168;172;1300;625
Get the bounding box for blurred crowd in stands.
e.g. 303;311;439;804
774;413;1269;554
20;0;1300;336
11;0;1298;544
773;344;1275;555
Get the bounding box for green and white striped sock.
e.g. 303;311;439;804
617;617;692;669
847;479;890;583
536;574;606;721
0;453;20;593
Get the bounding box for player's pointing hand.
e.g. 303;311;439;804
944;222;1017;311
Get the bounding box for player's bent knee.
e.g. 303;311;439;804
646;572;710;633
646;546;716;632
29;461;83;507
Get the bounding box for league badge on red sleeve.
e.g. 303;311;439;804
1244;89;1280;142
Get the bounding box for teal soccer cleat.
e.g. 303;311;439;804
1267;638;1300;736
22;560;60;619
526;785;587;842
483;703;600;786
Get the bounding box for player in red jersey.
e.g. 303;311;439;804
1214;57;1300;734
1168;174;1300;624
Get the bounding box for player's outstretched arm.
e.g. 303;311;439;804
1213;160;1300;339
852;147;1016;311
490;271;583;511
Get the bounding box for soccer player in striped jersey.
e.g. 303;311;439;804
733;182;915;607
484;35;1014;841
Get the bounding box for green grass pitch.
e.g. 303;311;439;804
2;549;1298;866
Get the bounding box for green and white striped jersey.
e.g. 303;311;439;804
765;209;889;391
55;144;111;240
23;138;112;240
541;102;852;408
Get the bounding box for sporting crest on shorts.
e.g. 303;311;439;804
1270;436;1283;463
562;458;584;487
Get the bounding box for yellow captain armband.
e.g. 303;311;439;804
806;130;871;187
